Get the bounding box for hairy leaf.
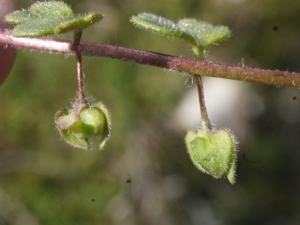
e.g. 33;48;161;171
6;1;102;37
131;13;231;57
130;13;195;45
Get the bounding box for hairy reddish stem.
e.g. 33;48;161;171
0;31;300;87
196;76;212;130
72;31;87;105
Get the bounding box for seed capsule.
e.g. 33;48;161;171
55;102;111;150
185;127;237;184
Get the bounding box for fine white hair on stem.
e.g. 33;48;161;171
238;58;245;68
183;73;194;87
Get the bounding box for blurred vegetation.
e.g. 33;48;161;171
1;0;300;224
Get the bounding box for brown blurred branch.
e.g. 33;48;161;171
1;31;300;87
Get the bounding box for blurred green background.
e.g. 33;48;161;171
1;0;300;224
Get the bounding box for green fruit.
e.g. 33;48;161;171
185;128;237;184
55;102;111;150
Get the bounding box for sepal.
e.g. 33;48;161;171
55;102;111;150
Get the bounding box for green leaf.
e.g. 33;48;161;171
177;19;231;56
130;13;231;57
54;13;103;34
55;102;111;150
29;1;74;18
5;2;74;25
5;10;33;25
185;128;237;184
11;17;70;37
5;1;103;37
130;13;196;45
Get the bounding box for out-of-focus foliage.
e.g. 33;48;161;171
1;0;300;224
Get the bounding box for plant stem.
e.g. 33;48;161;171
195;76;212;130
72;31;87;105
1;31;300;87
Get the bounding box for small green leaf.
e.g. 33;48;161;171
55;102;111;150
5;2;74;25
54;13;103;34
185;128;237;184
5;10;33;25
11;17;69;37
29;1;74;18
177;19;230;56
130;13;195;45
130;13;231;57
5;1;103;37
